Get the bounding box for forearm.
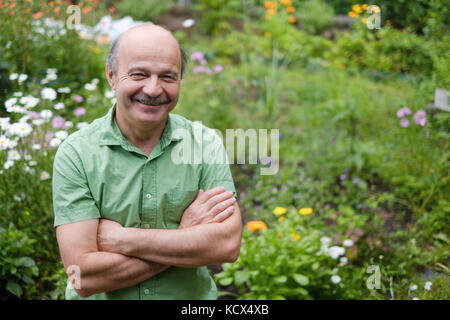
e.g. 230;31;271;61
117;211;242;267
73;251;169;297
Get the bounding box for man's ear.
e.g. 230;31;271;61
105;63;116;90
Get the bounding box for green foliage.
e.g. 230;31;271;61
296;0;334;35
0;223;39;298
116;0;174;21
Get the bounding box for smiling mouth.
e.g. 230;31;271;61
132;97;171;107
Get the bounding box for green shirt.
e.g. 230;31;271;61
52;105;237;300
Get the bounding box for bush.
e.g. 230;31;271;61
116;0;174;21
0;223;39;299
296;0;334;35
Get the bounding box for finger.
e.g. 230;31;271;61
206;191;234;210
198;186;226;203
194;189;204;200
210;205;235;223
209;195;235;214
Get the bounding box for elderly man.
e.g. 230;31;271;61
52;24;242;300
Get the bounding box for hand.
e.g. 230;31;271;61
179;186;236;229
97;219;124;253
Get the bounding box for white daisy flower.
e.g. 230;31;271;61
49;138;62;148
8;149;21;161
32;119;45;126
104;90;115;99
18;74;28;83
9;122;32;137
343;239;354;247
0;117;10;130
53;102;65;110
3;160;14;170
57;87;71;94
13;92;23;97
29;160;37;166
32;144;42;151
40;109;53;120
9;73;19;80
55;130;68;140
64;121;73;128
47;68;57;74
5;98;18;109
424;281;432;291
76;122;88;129
331;275;341;284
41;87;57;101
327;246;346;259
7;139;18;149
181;18;195;28
40;171;50;180
409;283;418;291
84;83;96;91
0;135;10;150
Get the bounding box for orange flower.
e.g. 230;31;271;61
288;16;296;24
277;233;282;238
286;6;295;13
82;6;92;14
267;8;276;16
278;216;285;222
246;220;267;232
32;11;43;19
264;1;277;9
280;0;291;6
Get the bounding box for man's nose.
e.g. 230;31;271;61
142;75;163;97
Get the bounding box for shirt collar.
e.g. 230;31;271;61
98;104;183;148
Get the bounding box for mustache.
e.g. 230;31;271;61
131;93;171;106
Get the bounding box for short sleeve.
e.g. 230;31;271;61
52;142;101;227
199;128;237;198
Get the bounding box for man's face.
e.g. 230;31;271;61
107;27;181;127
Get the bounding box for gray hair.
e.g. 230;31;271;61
106;28;187;80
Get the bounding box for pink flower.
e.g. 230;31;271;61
413;110;427;126
213;65;224;73
190;51;204;61
51;116;65;129
396;107;411;118
74;107;86;117
45;131;53;142
400;118;410;128
73;95;84;103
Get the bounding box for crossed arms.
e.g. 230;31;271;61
56;187;242;298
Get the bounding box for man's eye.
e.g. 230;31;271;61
131;73;146;78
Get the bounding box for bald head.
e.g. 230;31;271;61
107;24;187;79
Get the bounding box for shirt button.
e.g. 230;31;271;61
146;193;152;199
144;289;150;295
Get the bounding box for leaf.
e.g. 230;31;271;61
218;277;233;286
6;280;22;297
274;275;287;284
312;262;320;271
234;270;249;286
293;274;309;286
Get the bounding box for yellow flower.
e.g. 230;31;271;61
298;208;313;216
246;220;267;232
347;11;358;18
352;4;362;13
278;216;285;222
264;32;271;37
362;4;369;10
290;233;301;241
280;0;291;6
273;206;287;216
362;17;368;25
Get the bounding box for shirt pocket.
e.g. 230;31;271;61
165;188;198;229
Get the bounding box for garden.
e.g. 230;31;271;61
0;0;449;300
